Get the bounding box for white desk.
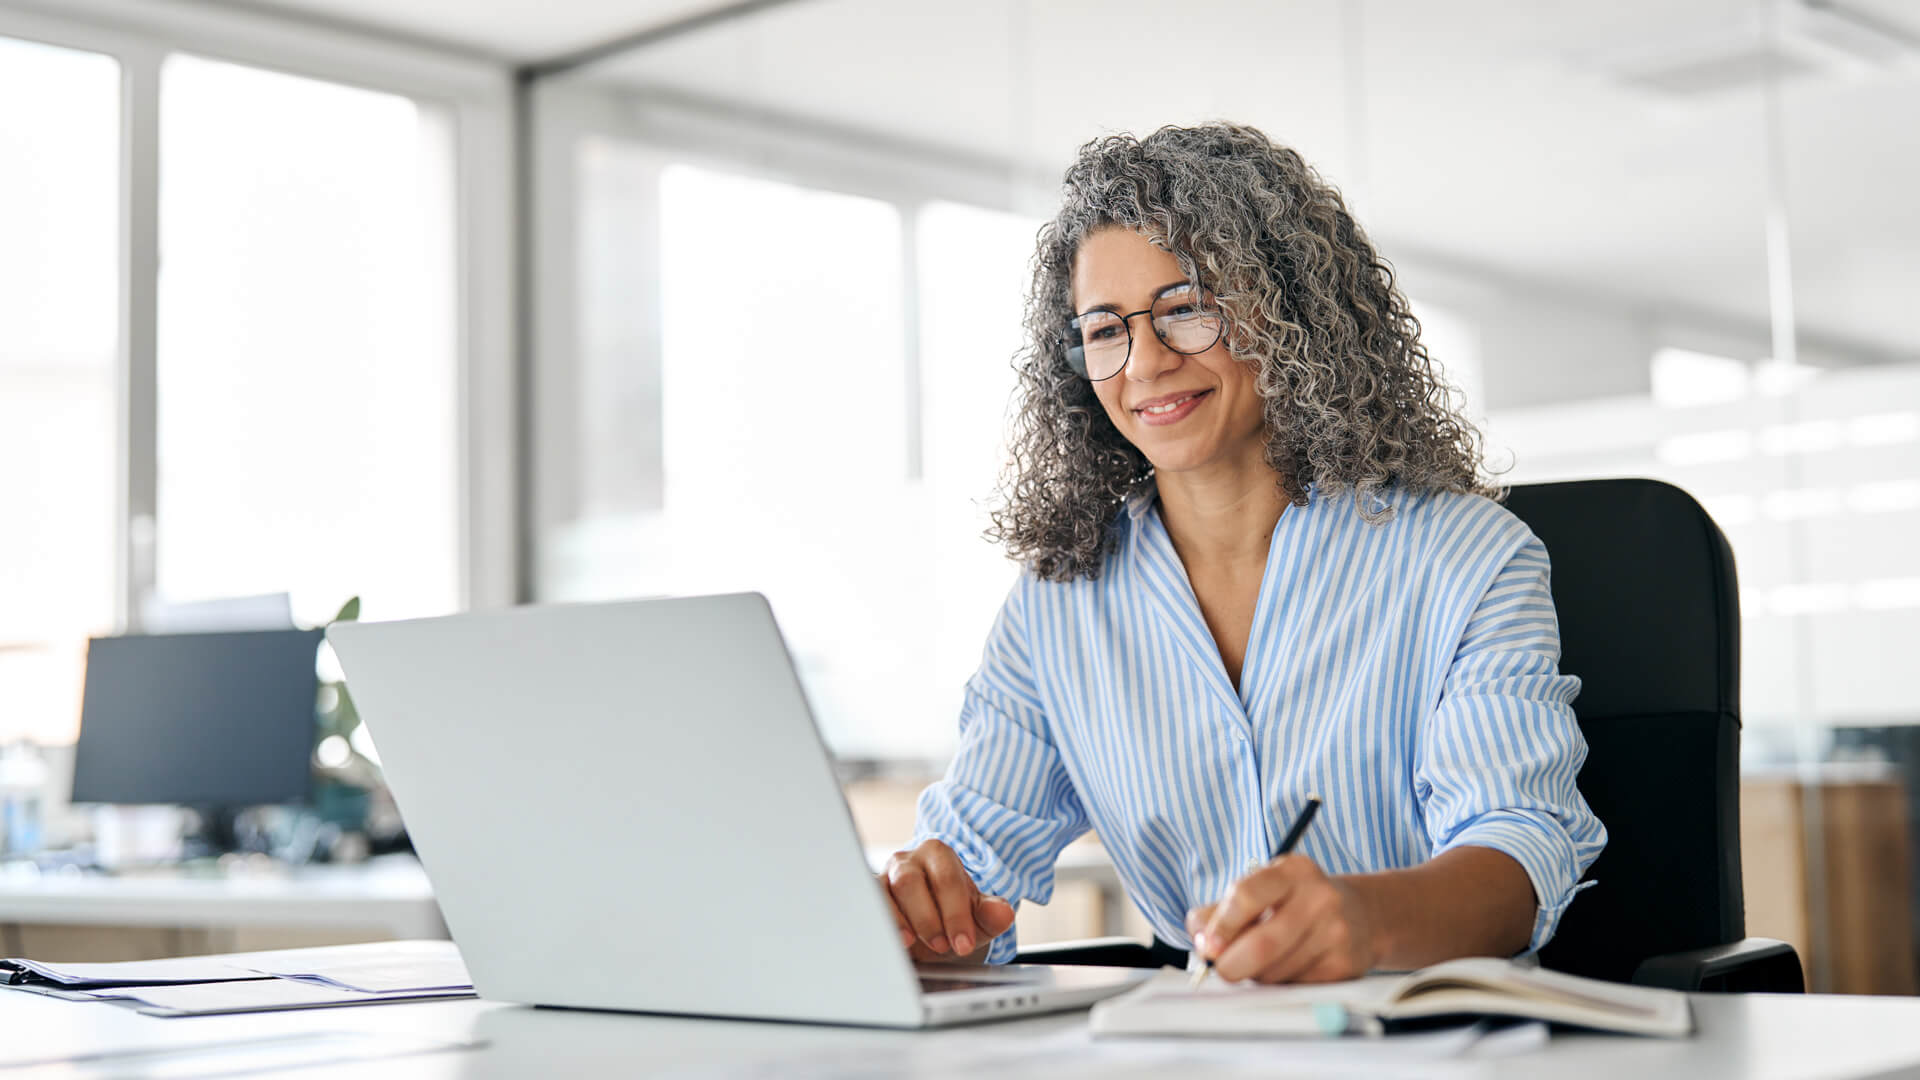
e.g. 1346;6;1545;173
0;856;445;941
4;989;1920;1078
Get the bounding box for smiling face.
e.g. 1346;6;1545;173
1069;226;1270;478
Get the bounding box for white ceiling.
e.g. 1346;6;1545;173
222;0;743;60
207;0;1920;359
568;0;1920;361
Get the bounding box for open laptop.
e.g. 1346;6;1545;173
326;594;1152;1027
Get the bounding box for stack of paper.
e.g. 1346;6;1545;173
0;954;271;989
241;940;472;993
1;940;476;1017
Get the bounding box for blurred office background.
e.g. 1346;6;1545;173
2;0;1916;991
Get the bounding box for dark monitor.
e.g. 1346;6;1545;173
71;628;325;808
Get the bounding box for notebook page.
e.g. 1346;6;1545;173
1393;959;1680;1019
1385;959;1693;1036
1090;970;1407;1038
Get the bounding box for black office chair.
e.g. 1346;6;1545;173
1016;478;1803;992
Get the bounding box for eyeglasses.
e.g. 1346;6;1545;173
1062;283;1225;382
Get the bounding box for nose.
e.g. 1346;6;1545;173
1123;316;1183;382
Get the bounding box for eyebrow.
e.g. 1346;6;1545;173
1078;280;1195;318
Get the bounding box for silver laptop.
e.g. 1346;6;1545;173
327;593;1151;1027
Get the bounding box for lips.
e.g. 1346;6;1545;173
1131;388;1212;427
1133;389;1211;415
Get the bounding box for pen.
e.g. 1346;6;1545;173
1189;794;1323;989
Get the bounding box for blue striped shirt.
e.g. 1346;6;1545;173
913;483;1606;965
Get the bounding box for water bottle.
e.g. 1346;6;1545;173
0;743;47;857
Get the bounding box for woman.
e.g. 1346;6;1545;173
879;123;1604;985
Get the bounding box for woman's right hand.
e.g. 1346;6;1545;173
878;839;1016;963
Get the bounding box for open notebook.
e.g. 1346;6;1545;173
1091;958;1693;1038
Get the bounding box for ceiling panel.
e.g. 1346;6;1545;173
221;0;745;61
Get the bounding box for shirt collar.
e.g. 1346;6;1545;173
1125;477;1341;530
1123;480;1158;524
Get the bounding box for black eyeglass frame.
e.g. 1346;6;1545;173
1060;284;1226;382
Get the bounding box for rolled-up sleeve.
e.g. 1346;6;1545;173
913;579;1089;964
1416;533;1607;953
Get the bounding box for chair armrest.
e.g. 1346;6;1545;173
1631;937;1803;993
1012;937;1164;969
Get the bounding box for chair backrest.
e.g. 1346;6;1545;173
1505;479;1746;983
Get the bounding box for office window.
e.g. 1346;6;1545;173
0;37;120;744
155;56;459;626
657;164;907;517
917;201;1037;737
551;156;1057;759
652;164;916;755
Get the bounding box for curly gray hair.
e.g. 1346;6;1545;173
988;122;1499;582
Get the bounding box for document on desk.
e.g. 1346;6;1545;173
0;955;271;989
1;940;468;993
237;940;472;993
82;978;475;1017
2;940;476;1015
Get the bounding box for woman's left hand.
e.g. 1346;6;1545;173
1185;855;1381;984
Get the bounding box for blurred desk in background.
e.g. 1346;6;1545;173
1743;765;1917;996
864;840;1136;946
849;776;1149;946
0;853;444;961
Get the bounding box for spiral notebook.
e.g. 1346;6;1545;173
1090;957;1693;1039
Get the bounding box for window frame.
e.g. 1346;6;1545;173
0;0;518;623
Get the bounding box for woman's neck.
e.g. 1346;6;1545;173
1154;459;1290;572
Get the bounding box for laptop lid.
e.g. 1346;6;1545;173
327;594;927;1027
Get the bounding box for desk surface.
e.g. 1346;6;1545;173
0;856;444;939
5;988;1920;1079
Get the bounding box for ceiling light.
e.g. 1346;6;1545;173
1571;0;1920;99
1847;481;1920;513
1657;430;1753;465
1769;582;1851;615
1759;419;1843;456
1652;347;1750;407
1762;487;1844;520
1855;577;1920;611
1849;412;1920;446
